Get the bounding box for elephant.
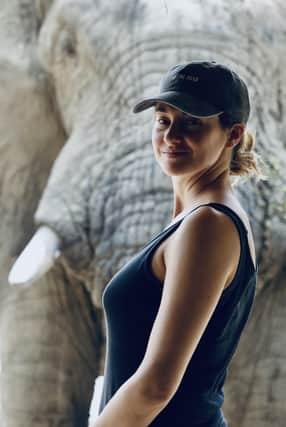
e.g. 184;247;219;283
1;0;286;426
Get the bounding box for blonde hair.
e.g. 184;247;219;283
219;113;266;181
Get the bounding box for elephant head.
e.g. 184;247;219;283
10;0;286;301
3;0;286;426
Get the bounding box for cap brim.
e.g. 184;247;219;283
132;91;223;118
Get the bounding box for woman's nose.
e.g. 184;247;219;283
164;123;182;144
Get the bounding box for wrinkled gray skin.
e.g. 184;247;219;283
1;0;286;426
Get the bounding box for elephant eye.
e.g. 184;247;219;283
63;39;76;56
59;30;77;57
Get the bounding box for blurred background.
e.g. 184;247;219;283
0;1;285;426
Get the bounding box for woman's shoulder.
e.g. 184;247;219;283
176;197;256;272
166;205;240;267
180;203;241;241
194;193;251;232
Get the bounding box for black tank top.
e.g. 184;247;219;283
98;203;258;426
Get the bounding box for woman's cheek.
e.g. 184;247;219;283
152;141;161;159
187;127;208;142
152;129;161;148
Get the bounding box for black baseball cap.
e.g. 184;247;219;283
133;60;250;123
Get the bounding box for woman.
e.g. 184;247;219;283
93;60;262;427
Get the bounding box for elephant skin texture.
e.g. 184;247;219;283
1;1;286;426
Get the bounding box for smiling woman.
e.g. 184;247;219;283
154;104;205;148
151;103;264;185
151;103;231;180
94;60;260;427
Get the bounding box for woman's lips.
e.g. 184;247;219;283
163;151;188;157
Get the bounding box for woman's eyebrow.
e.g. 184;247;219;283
154;104;167;112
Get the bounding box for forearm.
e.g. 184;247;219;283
91;375;170;427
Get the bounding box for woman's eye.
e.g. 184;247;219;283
184;118;202;127
155;117;169;126
154;116;203;129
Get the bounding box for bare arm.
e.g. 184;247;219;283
91;374;171;427
93;206;239;426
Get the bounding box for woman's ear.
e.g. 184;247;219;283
226;123;245;148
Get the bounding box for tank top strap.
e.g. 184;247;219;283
168;203;248;235
198;202;249;235
143;202;257;274
194;202;257;273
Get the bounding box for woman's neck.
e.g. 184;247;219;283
171;169;233;219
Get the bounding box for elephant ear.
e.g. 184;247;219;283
254;0;286;285
0;0;65;295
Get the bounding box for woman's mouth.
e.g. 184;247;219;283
163;151;188;157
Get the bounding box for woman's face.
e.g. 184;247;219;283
151;102;230;177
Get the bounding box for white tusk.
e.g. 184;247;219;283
8;226;61;287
